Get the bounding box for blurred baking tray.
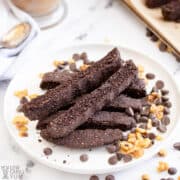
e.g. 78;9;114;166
122;0;180;57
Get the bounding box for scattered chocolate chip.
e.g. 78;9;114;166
146;28;153;37
151;118;160;127
57;65;65;70
164;101;172;108
154;98;162;105
26;160;35;168
166;178;175;180
161;89;169;96
90;175;99;180
173;142;180;151
146;73;155;80
43;147;52;156
161;116;170;125
72;53;80;61
63;160;66;164
38;139;42;142
69;63;78;72
151;34;158;42
139;116;148;123
159;42;168;52
160;178;166;180
157;124;167;133
106;145;117;154
122;154;132;163
148;133;156;140
164;107;170;115
125;107;134;116
80;154;88;162
108;155;118;165
162;96;169;102
168;167;177;175
20;97;28;104
156;80;165;89
105;175;115;180
116;152;123;161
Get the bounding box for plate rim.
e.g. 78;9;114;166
4;43;180;174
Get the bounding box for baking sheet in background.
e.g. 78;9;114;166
122;0;180;57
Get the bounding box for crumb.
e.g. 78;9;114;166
141;174;150;180
158;149;167;157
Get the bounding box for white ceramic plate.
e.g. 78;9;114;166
4;44;180;174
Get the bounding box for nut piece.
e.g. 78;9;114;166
80;64;90;71
29;94;38;100
157;161;169;172
14;89;28;98
138;65;144;73
68;58;75;64
156;135;163;141
158;149;167;157
53;60;65;67
12;115;28;125
141;174;150;180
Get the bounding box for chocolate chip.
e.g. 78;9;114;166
162;96;169;102
139;116;148;123
157;124;167;133
43;147;52;156
72;53;80;61
90;175;99;180
159;42;168;52
164;101;172;108
106;145;117;154
168;167;177;175
122;154;132;163
125;107;134;116
154;98;162;105
173;142;180;150
80;154;88;162
164;107;170;115
26;160;35;168
116;152;123;161
161;116;170;125
160;178;166;180
69;63;78;72
105;175;115;180
148;133;156;140
38;139;42;142
80;52;87;60
108;155;118;165
63;160;66;164
151;118;160;127
151;34;158;42
146;28;153;37
57;65;65;70
146;73;155;80
166;178;174;180
20;97;28;104
161;89;169;96
156;80;164;89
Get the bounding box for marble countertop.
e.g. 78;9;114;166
0;0;180;179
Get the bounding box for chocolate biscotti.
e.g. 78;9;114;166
21;48;121;120
40;129;123;149
46;60;137;138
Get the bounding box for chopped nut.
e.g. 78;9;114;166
18;126;28;132
132;148;144;158
80;64;90;71
138;65;144;73
158;149;167;157
141;174;150;180
53;60;65;67
178;176;180;180
19;131;28;137
136;128;147;134
29;94;38;100
12;115;28;125
156;135;163;141
157;161;169;172
14;89;28;98
137;138;151;148
120;141;134;151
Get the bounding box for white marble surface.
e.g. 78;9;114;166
0;0;180;179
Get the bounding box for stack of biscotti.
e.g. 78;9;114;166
146;0;180;22
20;48;147;149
